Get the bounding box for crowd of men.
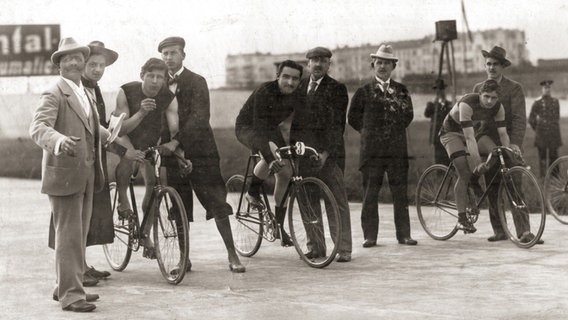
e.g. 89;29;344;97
30;35;560;312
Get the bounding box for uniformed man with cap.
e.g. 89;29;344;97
290;46;353;262
158;36;245;273
529;80;562;177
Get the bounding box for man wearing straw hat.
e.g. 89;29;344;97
348;44;417;247
30;37;127;312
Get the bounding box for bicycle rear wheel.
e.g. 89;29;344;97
103;182;133;271
416;165;459;240
226;175;263;257
288;177;341;268
498;166;546;248
543;156;568;224
153;186;189;285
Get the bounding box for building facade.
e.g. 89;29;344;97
225;28;530;88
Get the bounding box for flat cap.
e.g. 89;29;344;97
306;47;332;59
158;36;185;52
539;80;553;86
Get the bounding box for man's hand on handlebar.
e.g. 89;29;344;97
310;150;327;170
509;144;521;155
268;159;285;173
157;140;179;157
124;148;145;162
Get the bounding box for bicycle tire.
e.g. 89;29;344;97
288;177;341;268
103;182;133;271
153;186;189;285
416;164;459;240
543;156;568;224
497;166;546;248
226;175;263;257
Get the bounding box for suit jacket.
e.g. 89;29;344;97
296;75;348;171
348;78;414;169
473;76;526;147
169;67;220;164
29;77;107;196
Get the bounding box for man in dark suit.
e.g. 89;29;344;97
29;38;125;312
473;46;542;244
158;36;245;273
348;44;416;247
291;47;352;262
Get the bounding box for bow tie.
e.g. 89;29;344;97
168;75;179;86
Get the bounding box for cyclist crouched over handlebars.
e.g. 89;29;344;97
113;58;181;258
235;60;304;247
439;79;510;233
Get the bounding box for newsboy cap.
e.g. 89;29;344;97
306;47;332;59
158;36;185;53
539;80;553;87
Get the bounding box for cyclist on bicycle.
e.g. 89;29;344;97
113;58;180;258
235;60;303;247
439;79;510;233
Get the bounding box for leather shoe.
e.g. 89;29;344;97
398;237;418;245
336;253;351;262
85;266;110;280
519;232;544;245
487;233;508;242
304;251;324;259
362;239;376;248
83;274;99;287
53;293;99;302
63;300;96;312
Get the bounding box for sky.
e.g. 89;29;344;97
1;0;567;92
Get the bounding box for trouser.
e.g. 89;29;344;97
537;147;558;178
360;161;411;241
434;139;451;166
50;169;94;309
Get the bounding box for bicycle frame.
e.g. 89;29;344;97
434;147;523;212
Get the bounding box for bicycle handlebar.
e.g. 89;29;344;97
275;142;320;161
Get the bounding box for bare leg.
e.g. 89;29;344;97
214;216;245;273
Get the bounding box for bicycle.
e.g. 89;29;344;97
225;141;342;268
543;155;568;224
103;147;190;284
416;146;546;248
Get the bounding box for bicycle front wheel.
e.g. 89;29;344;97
416;165;459;240
288;177;341;268
103;182;133;271
543;156;568;224
498;166;546;248
153;186;189;285
226;175;263;257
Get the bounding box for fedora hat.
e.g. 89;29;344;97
432;78;448;90
481;46;511;67
370;44;398;62
88;41;118;66
51;37;90;66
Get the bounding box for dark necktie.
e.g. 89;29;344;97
308;81;317;95
382;82;389;93
82;77;108;128
168;75;179;86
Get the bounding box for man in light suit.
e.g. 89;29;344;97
29;38;125;312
